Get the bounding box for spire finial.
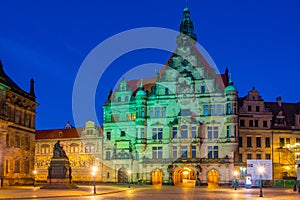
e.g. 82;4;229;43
30;78;36;97
140;79;143;88
186;0;188;8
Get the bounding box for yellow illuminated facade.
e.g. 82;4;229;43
0;61;38;186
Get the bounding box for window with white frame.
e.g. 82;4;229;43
152;146;163;159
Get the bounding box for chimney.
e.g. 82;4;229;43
276;96;282;107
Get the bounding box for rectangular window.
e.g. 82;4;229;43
201;86;205;93
210;105;215;116
125;96;129;102
126;114;131;121
152;146;163;159
208;146;212;158
106;151;111;160
181;146;188;158
120;131;126;137
191;126;197;138
249;120;254;127
155;107;160;117
256;106;260;112
15;135;20;148
181;125;188;138
217;104;222;115
106;132;111;140
263;121;268;128
117;97;121;102
280;138;285;147
172;127;178;138
256;154;262;159
296;138;300;144
149;107;154;118
165;88;169;94
87;130;93;135
240;120;245;127
24;160;30;174
227;103;231;114
213;146;218;158
6;134;9;147
131;113;136;121
239;137;243;147
152;128;163;140
207;127;212;139
162;107;166;118
14;160;20;173
191;146;196;158
265;137;270;148
208;146;218;158
239;154;243;162
85;145;95;153
5;160;8;174
256;137;261;147
226;125;231;137
255;120;259;127
247;137;252;147
248;105;252;112
265;154;271;160
172;146;177;159
203;105;209;116
25;137;30;150
140;128;145;139
247;154;252;160
207;126;218;139
286;138;290;145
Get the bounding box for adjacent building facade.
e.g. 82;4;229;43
35;121;103;183
237;88;300;181
0;60;38;186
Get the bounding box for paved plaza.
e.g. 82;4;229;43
0;184;300;200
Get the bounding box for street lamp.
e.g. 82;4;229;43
258;166;264;197
233;171;238;190
127;170;131;188
92;166;98;194
33;170;37;187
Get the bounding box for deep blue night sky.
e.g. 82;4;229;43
0;0;299;129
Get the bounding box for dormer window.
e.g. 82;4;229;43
87;130;93;135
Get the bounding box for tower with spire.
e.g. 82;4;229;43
101;5;238;186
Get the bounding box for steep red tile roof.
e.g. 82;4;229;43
36;128;82;140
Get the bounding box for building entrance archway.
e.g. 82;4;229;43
117;167;128;184
207;169;219;188
151;169;162;185
173;167;196;186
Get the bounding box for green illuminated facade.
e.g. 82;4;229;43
102;7;239;185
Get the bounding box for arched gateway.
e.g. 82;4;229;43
151;169;163;185
207;169;219;188
173;167;196;186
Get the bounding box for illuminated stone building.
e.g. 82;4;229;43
237;88;300;180
102;6;239;186
35;121;103;183
0;60;38;186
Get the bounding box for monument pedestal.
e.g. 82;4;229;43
42;157;77;189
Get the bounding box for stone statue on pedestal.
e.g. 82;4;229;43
41;140;76;189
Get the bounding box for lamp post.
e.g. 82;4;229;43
33;170;37;187
127;170;131;188
233;171;238;190
258;166;264;197
92;166;98;194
